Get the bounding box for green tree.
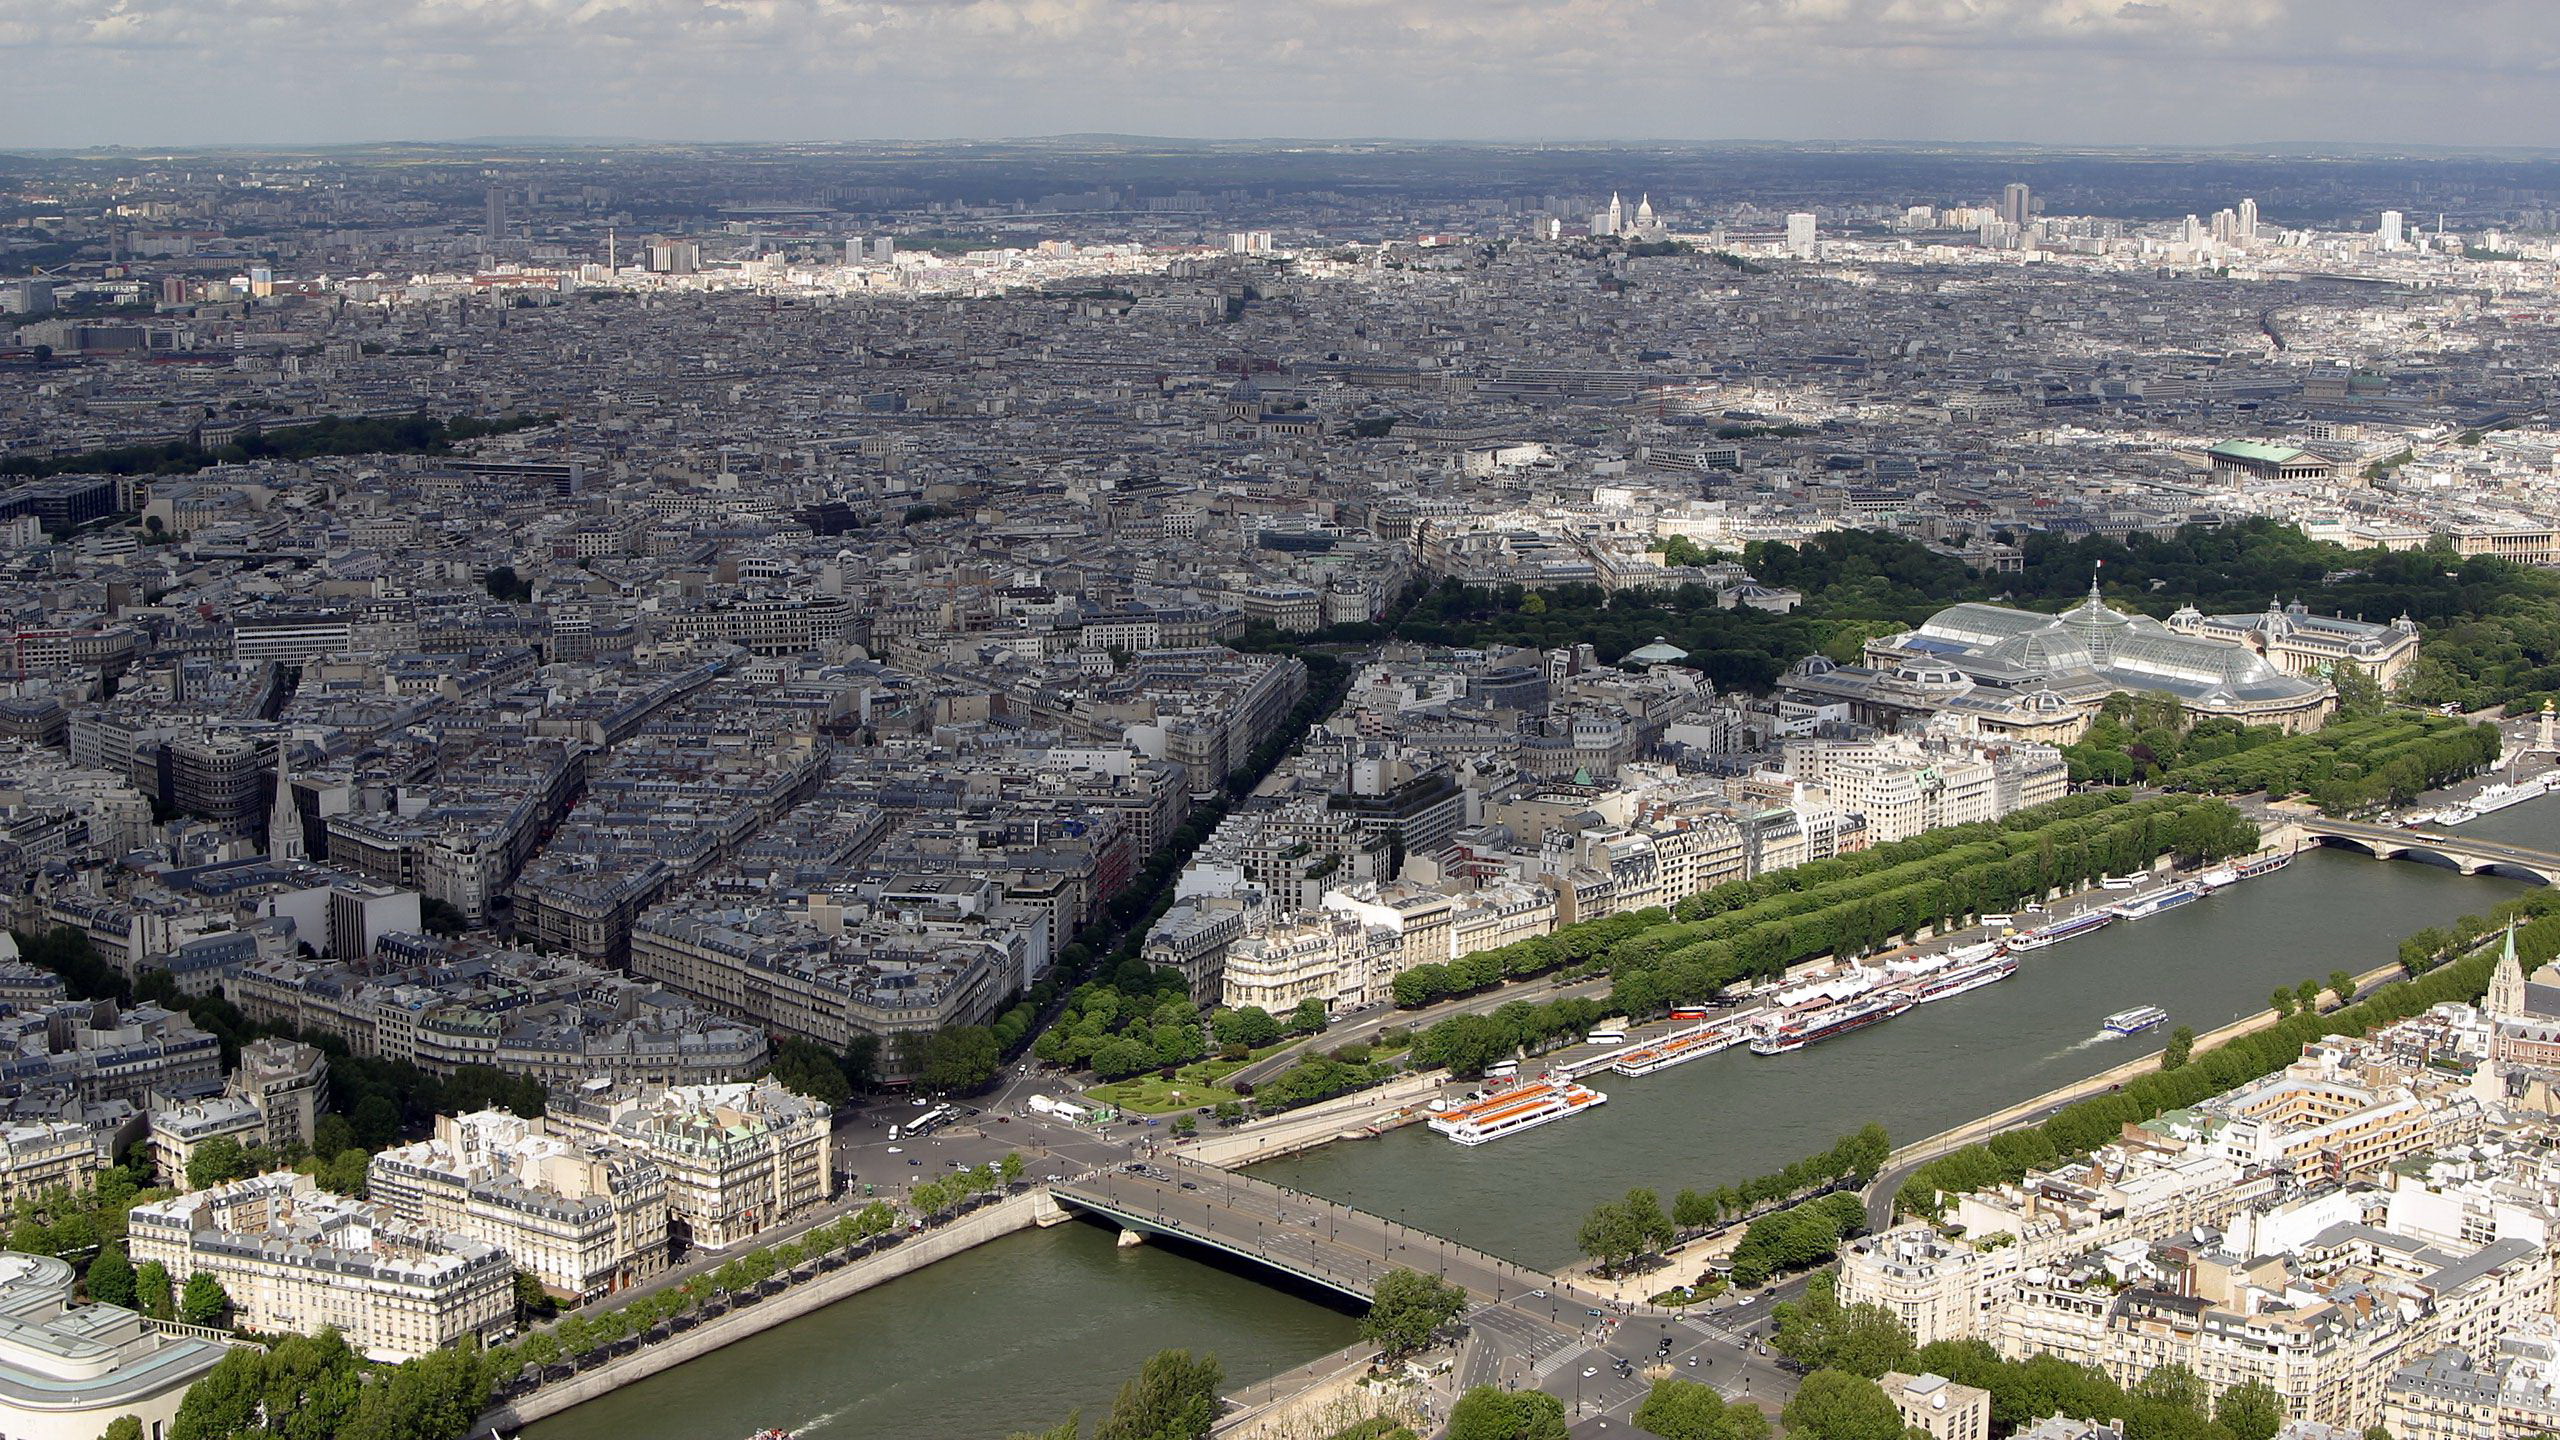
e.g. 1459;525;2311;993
1288;998;1329;1035
2328;970;2358;1006
1781;1371;1905;1440
1006;1416;1084;1440
87;1242;136;1309
1359;1268;1467;1359
1001;1152;1027;1188
2269;987;2294;1019
1447;1386;1568;1440
101;1417;145;1440
1093;1348;1224;1440
2161;1025;2195;1072
135;1260;172;1321
2217;1381;2284;1440
514;1269;558;1321
2133;1364;2209;1415
186;1136;254;1192
2297;979;2323;1013
918;1026;1002;1092
170;1346;264;1439
769;1037;855;1108
178;1272;229;1326
1635;1377;1732;1440
484;565;532;603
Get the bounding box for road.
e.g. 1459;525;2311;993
1056;1155;1566;1306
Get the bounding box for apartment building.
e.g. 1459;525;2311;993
548;1080;830;1254
368;1110;669;1302
127;1172;513;1362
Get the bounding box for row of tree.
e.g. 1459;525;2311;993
1898;893;2560;1216
2157;712;2500;815
1392;792;2256;1081
1726;1190;1868;1289
1769;1279;2312;1440
1576;1186;1677;1273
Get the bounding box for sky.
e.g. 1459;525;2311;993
8;0;2560;151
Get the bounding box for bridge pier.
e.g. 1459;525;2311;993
1117;1228;1146;1249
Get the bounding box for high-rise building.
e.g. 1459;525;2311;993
484;186;506;248
844;236;865;265
1785;212;1817;259
872;236;895;263
2380;209;2405;251
2000;182;2031;229
2237;196;2260;243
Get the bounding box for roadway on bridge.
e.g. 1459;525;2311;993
2300;815;2560;873
1056;1157;1571;1306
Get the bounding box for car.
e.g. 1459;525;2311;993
1179;1180;1199;1191
907;1158;922;1166
911;1097;929;1107
885;1146;903;1154
1583;1368;1598;1378
1044;1173;1063;1182
1528;1289;1546;1298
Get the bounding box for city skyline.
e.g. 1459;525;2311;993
12;0;2560;150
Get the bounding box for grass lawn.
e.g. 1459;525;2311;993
1085;1073;1237;1115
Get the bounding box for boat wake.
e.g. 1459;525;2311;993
2063;1031;2114;1052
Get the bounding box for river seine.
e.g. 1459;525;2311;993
529;807;2560;1440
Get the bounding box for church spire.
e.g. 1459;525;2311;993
2489;921;2527;1021
269;738;304;863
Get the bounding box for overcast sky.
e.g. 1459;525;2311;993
8;0;2559;150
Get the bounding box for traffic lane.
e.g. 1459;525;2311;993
1075;1174;1533;1300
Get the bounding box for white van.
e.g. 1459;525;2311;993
1981;914;2013;929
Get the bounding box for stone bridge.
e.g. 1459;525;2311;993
2281;817;2560;886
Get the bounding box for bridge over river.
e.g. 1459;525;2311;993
2283;816;2560;885
1053;1155;1576;1307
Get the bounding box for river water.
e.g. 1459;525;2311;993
528;801;2560;1440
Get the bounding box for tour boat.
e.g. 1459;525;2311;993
2103;1005;2170;1036
2006;909;2115;952
2469;779;2550;816
2437;804;2478;826
1747;989;1914;1055
1427;1079;1608;1145
1611;1023;1743;1077
1891;947;2017;1005
2235;850;2292;880
2111;880;2205;921
2198;865;2240;890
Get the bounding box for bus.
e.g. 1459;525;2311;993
905;1105;953;1138
1587;1029;1627;1047
1669;1006;1711;1022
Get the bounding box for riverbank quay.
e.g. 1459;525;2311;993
474;1187;1071;1436
1186;1072;1445;1167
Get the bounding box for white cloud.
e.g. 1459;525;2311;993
3;0;2557;146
